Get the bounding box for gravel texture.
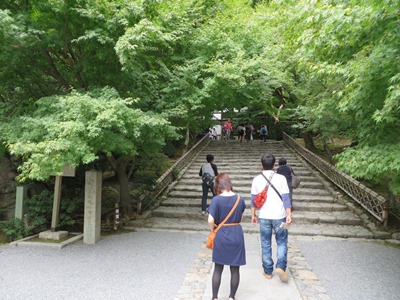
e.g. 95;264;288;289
0;231;205;300
296;238;400;300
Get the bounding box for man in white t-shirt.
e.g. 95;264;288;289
250;153;292;282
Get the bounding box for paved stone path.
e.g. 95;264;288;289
169;229;327;300
171;229;400;300
2;228;399;299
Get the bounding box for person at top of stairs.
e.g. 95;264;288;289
259;125;268;142
199;154;219;215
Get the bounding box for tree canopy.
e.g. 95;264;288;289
0;0;399;214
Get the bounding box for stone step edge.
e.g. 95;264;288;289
125;224;383;239
150;213;362;225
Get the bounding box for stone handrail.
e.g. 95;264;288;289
136;134;209;214
283;133;389;226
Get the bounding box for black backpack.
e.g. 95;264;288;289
202;173;214;186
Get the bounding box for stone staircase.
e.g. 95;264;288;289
131;139;380;239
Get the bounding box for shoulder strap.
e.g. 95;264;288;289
261;173;283;201
214;195;240;233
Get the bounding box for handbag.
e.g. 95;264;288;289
291;168;301;189
206;195;240;249
202;172;214;187
253;173;274;209
254;188;268;209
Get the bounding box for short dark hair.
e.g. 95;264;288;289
279;157;287;166
213;173;233;195
206;154;214;162
261;153;275;170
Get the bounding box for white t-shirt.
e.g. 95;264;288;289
251;170;289;219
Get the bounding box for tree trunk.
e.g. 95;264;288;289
302;132;318;153
183;123;190;154
108;156;132;217
116;165;132;217
322;138;334;164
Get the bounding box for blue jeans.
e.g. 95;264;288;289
201;182;215;212
259;218;288;275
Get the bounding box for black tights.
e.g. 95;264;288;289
212;263;240;299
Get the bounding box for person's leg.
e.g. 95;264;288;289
259;218;274;276
229;266;240;299
212;263;224;299
273;218;289;282
210;182;215;197
201;182;208;213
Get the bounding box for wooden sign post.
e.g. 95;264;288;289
50;165;75;232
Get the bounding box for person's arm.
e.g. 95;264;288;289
285;208;292;224
282;193;292;224
250;194;258;224
208;214;216;230
212;163;218;176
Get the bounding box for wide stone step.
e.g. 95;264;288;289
166;190;335;202
190;159;303;166
181;175;313;184
292;202;348;212
171;185;331;197
135;217;375;239
293;194;335;202
184;167;310;174
150;206;362;225
181;172;315;181
160;198;349;213
176;178;325;189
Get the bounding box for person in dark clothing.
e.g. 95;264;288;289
259;125;268;142
199;154;219;215
276;157;293;209
237;124;245;143
208;173;246;300
245;123;253;142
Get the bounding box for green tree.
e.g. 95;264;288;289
0;0;143;107
252;0;400;197
2;87;176;215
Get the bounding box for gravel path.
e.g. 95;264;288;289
295;237;400;300
0;231;205;300
2;231;400;300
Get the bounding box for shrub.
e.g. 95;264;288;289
0;218;27;242
25;189;84;233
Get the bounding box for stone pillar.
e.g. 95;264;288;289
51;176;62;232
84;170;102;244
15;186;27;220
